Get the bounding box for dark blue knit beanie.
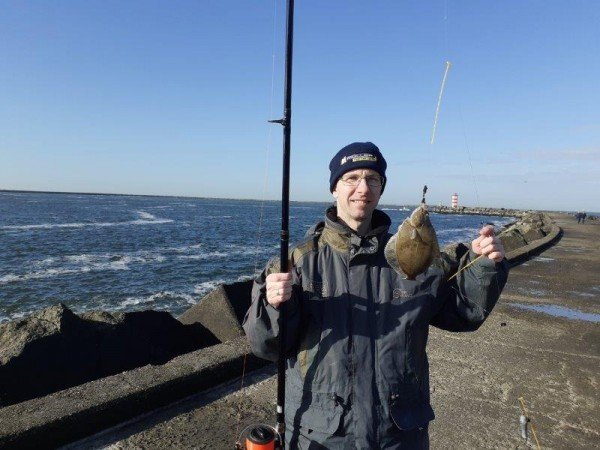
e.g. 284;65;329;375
329;142;387;193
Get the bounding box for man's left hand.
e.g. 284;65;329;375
471;225;505;262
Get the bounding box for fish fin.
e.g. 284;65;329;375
384;234;406;277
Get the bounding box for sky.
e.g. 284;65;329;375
1;1;599;212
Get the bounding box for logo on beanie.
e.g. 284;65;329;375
340;153;378;165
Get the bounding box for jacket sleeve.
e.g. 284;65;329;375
430;249;509;332
242;257;303;361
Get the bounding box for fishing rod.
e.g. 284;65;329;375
272;0;295;444
236;1;294;449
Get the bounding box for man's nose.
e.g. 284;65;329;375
355;177;372;192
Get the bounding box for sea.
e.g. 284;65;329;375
0;191;514;323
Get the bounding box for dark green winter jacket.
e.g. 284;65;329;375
242;207;509;449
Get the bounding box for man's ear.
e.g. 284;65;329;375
332;189;338;200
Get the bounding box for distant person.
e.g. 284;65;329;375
582;212;587;224
243;142;509;448
576;212;582;224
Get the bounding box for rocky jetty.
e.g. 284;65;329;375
430;205;526;217
0;304;218;406
496;211;556;254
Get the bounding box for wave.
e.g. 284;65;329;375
0;309;35;324
117;291;197;309
1;241;244;285
0;267;95;284
194;279;228;296
0;251;166;285
199;215;234;219
1;211;173;231
223;243;275;256
65;253;166;266
193;274;255;297
165;243;203;253
135;211;158;220
178;251;229;260
436;227;479;236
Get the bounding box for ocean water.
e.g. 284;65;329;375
0;192;512;323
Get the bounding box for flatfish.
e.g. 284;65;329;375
384;187;441;279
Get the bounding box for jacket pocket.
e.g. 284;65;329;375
389;384;435;431
286;390;344;434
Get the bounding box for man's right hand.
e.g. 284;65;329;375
265;272;292;309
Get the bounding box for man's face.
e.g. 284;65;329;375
332;168;383;226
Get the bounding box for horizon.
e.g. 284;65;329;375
1;2;599;212
3;189;594;215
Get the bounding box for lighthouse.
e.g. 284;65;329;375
451;193;458;209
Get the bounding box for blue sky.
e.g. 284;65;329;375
1;1;599;211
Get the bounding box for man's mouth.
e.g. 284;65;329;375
351;200;370;205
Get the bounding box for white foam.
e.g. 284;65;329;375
35;258;56;266
0;309;35;323
166;243;203;253
118;291;197;309
178;251;229;260
236;274;255;282
1;212;174;231
436;227;478;236
0;250;167;285
136;211;157;220
0;267;91;284
194;280;227;296
130;218;173;225
223;244;273;256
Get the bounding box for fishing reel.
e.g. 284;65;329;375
235;424;283;450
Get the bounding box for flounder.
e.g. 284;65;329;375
384;200;441;280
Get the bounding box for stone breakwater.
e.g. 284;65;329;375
430;205;527;217
0;305;219;407
497;211;557;255
0;210;563;448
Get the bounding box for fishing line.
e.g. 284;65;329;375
430;2;504;327
443;0;449;60
430;60;452;145
235;0;280;445
253;0;280;276
519;396;542;449
458;98;481;207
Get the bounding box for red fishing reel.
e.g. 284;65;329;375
235;424;282;450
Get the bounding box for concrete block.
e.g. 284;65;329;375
178;280;253;343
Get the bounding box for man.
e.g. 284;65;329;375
243;142;508;449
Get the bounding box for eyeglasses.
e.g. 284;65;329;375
340;174;384;188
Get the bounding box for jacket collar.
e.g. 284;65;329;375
321;206;391;253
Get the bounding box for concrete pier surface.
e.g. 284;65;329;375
67;214;599;449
